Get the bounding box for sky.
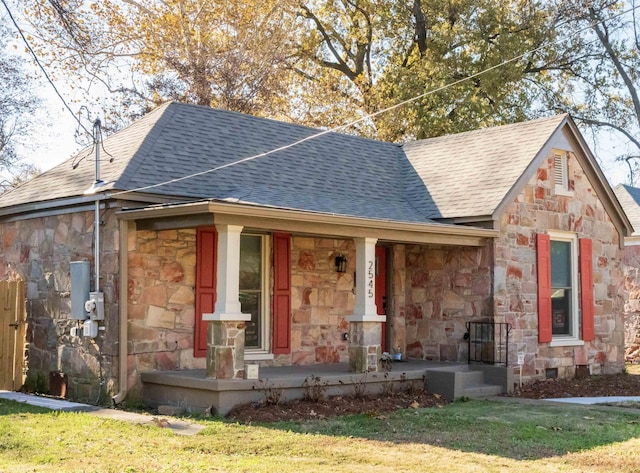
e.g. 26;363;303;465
6;4;634;187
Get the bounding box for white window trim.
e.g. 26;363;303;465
547;230;581;344
242;233;271;353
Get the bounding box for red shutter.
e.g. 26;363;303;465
537;233;552;343
272;232;291;354
579;238;595;341
194;227;217;357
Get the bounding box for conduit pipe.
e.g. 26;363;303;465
112;218;129;405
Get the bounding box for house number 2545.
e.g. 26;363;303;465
367;260;374;298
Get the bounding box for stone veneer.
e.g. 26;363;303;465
495;151;625;381
282;237;356;366
127;228;202;397
622;245;640;362
127;232;359;394
0;209;119;402
395;244;493;362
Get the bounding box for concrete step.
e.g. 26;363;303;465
458;370;484;388
462;383;503;399
425;368;505;401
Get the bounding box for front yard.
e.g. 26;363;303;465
1;398;640;472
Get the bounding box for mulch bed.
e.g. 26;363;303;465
225;370;640;424
226;390;447;424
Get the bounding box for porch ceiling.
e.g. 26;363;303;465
117;199;497;246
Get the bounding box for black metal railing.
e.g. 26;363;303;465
465;322;512;366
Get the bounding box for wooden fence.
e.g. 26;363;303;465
0;280;26;391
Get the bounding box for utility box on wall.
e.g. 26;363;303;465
70;261;90;320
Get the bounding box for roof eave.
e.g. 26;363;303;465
117;200;498;246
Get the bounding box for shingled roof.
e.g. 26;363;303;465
0;103;626;232
614;184;640;236
402;114;568;219
1;102;435;223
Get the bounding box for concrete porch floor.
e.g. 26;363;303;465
141;360;512;416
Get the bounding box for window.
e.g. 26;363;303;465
554;153;571;194
195;228;291;358
550;234;579;338
537;232;594;345
239;234;269;351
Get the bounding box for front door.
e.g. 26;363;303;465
375;246;388;351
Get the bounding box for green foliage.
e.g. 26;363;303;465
23;371;48;395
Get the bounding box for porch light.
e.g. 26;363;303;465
335;254;348;273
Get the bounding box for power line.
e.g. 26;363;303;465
111;2;635;198
0;0;92;137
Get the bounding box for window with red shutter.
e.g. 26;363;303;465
537;232;594;344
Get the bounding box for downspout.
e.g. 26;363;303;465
112;218;129;405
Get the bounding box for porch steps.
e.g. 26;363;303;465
425;365;506;401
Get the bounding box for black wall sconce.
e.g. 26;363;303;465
335;254;348;273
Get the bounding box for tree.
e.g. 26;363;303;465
0;23;41;193
529;0;640;184
294;0;557;140
23;0;301;124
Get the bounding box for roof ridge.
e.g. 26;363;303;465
403;114;569;148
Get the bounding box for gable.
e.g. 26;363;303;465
402;115;567;221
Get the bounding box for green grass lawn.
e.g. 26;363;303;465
1;398;640;472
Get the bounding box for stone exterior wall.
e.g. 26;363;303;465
126;232;358;393
0;209;119;402
495;151;625;381
282;237;355;365
127;228;201;397
622;245;640;362
397;244;493;362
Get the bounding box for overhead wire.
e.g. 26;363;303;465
5;0;637;193
0;0;93;138
109;1;639;198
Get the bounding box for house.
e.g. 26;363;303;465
612;184;640;361
0;102;631;413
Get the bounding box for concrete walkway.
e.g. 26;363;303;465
0;391;205;436
543;396;640;405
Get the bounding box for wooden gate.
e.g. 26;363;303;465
0;280;26;391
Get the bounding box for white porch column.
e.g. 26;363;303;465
203;224;251;379
346;237;386;372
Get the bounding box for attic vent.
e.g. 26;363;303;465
554;153;569;192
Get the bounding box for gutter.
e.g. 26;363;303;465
117;200;498;241
112;218;129;406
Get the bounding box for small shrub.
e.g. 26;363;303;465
302;375;328;402
23;371;48;395
255;380;284;406
352;373;367;399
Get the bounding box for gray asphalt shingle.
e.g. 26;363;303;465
614;185;640;236
402;114;567;219
0;103;569;224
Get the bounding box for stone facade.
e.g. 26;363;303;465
127;232;358;393
495;151;625;381
396;244;493;362
622;245;640;362
283;237;355;365
127;228;202;397
4;154;624;403
0;209;119;402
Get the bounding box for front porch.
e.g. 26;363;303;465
141;360;513;415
